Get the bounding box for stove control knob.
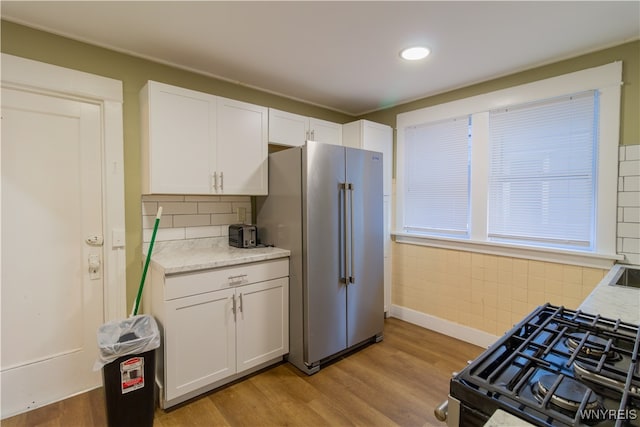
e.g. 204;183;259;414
434;400;448;422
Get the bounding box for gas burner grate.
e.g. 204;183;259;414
533;374;601;413
452;303;640;426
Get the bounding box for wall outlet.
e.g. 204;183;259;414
237;207;246;223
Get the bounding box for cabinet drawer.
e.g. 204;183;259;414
164;258;289;300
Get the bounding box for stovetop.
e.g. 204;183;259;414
450;304;640;426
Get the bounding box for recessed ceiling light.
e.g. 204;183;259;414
400;46;431;61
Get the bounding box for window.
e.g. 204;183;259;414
404;116;471;237
488;91;598;250
395;62;622;267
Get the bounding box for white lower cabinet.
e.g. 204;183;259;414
236;279;288;371
164;288;235;402
148;258;289;408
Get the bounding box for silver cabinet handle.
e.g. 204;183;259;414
228;274;248;285
231;295;236;319
239;293;243;313
212;172;218;192
220;171;224;192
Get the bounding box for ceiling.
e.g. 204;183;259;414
2;1;639;116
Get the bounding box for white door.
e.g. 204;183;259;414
1;87;104;417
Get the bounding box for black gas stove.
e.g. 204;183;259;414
445;304;639;427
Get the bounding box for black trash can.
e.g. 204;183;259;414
96;315;160;427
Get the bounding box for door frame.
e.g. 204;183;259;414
1;53;127;321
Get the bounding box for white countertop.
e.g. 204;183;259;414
484;410;535;427
578;264;640;325
145;237;291;275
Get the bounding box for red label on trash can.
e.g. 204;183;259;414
120;356;145;394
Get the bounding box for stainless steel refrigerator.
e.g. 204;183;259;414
257;140;384;375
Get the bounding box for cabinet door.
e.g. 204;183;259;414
343;120;392;196
362;122;392;196
141;81;216;194
217;97;268;195
235;278;289;373
164;288;235;401
268;108;308;147
309;117;342;146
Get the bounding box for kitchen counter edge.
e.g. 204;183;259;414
144;238;291;275
578;264;640;325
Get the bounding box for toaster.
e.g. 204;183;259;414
228;224;257;248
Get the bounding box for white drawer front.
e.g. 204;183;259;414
164;258;289;300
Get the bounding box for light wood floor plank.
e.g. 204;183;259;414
2;318;483;427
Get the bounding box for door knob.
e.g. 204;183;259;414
86;235;104;246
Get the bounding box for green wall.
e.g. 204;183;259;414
2;20;638;309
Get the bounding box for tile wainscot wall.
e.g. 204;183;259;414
392;144;639;343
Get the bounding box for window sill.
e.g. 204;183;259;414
392;232;624;269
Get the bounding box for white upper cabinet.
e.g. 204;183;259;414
140;81;268;195
308;117;343;146
343;119;393;195
267;108;308;147
141;81;216;194
268;108;342;147
216;97;268;195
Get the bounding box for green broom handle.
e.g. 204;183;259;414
132;206;162;317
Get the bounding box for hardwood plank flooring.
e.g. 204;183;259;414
2;318;483;427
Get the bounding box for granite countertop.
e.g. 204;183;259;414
484;410;535;427
578;264;640;325
145;237;291;275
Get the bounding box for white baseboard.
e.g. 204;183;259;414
389;304;500;349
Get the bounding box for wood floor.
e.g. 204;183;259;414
2;318;483;427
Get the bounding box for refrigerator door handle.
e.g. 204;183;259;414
341;182;349;284
348;182;355;284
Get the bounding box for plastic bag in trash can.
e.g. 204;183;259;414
93;314;160;371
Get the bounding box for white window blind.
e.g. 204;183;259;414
403;116;471;236
488;91;598;250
